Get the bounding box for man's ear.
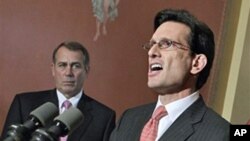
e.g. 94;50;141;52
190;54;207;75
51;63;55;76
85;65;90;74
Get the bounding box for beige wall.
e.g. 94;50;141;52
210;0;241;115
212;0;250;123
231;11;250;123
221;0;250;123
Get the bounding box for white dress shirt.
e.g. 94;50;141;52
56;89;82;114
155;91;200;141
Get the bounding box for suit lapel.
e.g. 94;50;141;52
159;97;207;141
134;103;155;140
49;89;59;108
67;94;92;141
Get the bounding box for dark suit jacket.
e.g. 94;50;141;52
110;97;230;141
1;89;116;141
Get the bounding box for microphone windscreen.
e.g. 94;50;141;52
54;107;84;131
30;102;58;126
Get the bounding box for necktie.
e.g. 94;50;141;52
62;100;72;110
140;106;167;141
60;100;72;141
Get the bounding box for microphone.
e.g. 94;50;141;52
30;107;84;141
3;102;58;141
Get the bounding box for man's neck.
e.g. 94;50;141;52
159;88;195;105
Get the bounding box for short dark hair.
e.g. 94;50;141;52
154;9;215;90
52;41;90;72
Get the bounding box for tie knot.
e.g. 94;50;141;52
62;100;72;109
152;106;167;120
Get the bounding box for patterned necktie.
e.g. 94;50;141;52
60;100;72;141
140;106;167;141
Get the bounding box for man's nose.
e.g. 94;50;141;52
148;45;161;58
65;66;73;76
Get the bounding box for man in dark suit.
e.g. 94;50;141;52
110;9;230;141
1;41;116;141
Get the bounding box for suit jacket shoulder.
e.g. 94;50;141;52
1;89;58;139
110;103;156;141
1;90;116;141
80;94;115;114
68;93;116;141
159;97;230;141
110;97;230;141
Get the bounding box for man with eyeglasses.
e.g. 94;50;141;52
110;9;230;141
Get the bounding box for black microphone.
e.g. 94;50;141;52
30;107;84;141
3;102;58;141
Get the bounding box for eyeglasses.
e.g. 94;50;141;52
142;38;189;51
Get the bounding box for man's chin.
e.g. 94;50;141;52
148;85;171;95
148;84;162;92
147;82;160;90
61;88;77;96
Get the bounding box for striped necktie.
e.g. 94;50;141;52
140;106;167;141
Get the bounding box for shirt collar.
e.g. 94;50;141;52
155;91;200;122
57;89;83;108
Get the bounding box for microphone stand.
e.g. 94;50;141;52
30;121;69;141
3;116;42;141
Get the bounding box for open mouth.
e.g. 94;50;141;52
150;63;163;71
